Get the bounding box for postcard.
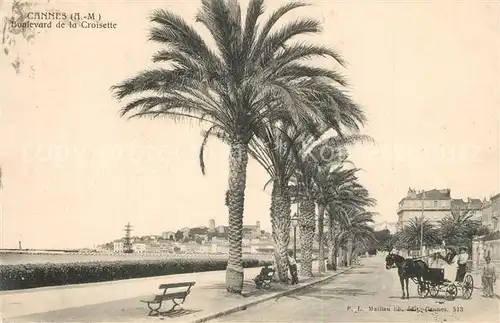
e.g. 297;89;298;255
1;0;499;322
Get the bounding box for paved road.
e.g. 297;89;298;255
213;255;500;322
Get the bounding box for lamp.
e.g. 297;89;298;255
291;214;299;260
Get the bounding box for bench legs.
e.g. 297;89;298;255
147;298;187;316
169;297;186;311
146;302;162;316
255;280;271;289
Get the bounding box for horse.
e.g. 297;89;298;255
385;253;429;299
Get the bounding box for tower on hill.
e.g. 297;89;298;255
209;219;216;232
123;222;133;253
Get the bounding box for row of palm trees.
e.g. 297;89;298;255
111;0;377;294
393;207;489;252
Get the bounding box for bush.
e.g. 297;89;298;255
0;258;272;291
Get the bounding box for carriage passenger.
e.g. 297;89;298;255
455;247;469;284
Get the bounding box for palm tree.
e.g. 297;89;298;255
250;122;368;280
289;139;342;277
324;174;375;269
339;210;376;266
327;193;376;267
110;0;356;293
373;229;394;252
311;154;370;272
397;217;440;251
248;122;299;283
289;135;370;276
439;206;483;250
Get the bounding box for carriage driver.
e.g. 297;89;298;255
455;247;469;284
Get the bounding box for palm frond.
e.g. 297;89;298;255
250;1;310;64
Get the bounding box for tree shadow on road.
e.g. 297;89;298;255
285;287;376;301
346;271;372;275
388;295;447;300
197;281;288;298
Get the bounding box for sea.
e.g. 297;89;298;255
0;252;271;265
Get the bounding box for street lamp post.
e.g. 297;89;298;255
291;214;299;261
420;192;424;257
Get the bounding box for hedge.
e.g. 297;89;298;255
0;258;272;291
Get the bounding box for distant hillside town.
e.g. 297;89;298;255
96;219;276;254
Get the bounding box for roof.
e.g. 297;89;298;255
402;189;451;201
452;198;483;209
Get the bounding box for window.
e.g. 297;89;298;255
433;201;438;207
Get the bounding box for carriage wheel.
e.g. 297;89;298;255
418;282;430;298
445;284;457;301
429;284;439;297
462;275;474;299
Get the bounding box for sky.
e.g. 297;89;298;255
0;0;499;249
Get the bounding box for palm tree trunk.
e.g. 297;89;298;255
326;215;336;270
225;141;248;294
317;203;326;272
299;198;315;277
339;247;345;267
333;246;338;269
327;240;336;270
347;236;353;267
270;183;291;283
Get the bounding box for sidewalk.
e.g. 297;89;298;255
2;262;349;322
0;267;260;319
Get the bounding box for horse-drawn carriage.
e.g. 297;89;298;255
417;267;474;301
386;248;474;300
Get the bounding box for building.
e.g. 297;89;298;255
244;221;261;232
113;241;124;253
132;243;147;253
162;231;175;240
481;193;500;232
451;197;483;220
242;221;261;239
208;219;216;232
216;225;228;234
181;227;191;238
397;188;482;231
212;236;228;245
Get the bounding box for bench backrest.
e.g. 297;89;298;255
159;282;196;289
154;291;188;302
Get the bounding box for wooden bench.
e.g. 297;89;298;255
254;269;275;289
140;282;196;316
